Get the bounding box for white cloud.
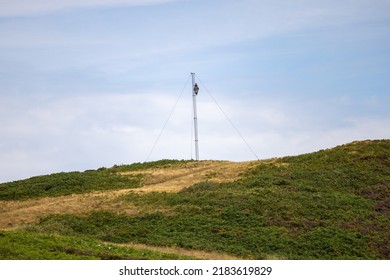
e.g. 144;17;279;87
187;0;390;47
0;92;193;182
1;0;389;183
2;0;389;51
316;118;390;147
0;0;177;17
1;91;390;183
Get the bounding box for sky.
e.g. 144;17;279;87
1;0;390;182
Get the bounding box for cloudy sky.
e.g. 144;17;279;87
1;0;389;182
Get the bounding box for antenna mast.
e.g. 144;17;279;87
191;73;200;160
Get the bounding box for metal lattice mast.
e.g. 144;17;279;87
191;73;199;160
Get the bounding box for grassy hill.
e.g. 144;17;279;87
1;140;389;259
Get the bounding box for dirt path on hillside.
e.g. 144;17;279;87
121;160;254;193
108;242;245;260
0;161;257;230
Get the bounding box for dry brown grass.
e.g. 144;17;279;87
121;160;255;193
0;160;258;230
0;160;300;259
0;191;139;230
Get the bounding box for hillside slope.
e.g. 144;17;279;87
1;140;389;259
0;160;253;230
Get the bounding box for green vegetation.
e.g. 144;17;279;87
0;168;142;200
1;140;389;259
0;230;191;260
109;159;192;172
0;159;191;200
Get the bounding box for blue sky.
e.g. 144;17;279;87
1;0;390;182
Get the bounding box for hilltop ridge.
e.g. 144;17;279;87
0;139;389;259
